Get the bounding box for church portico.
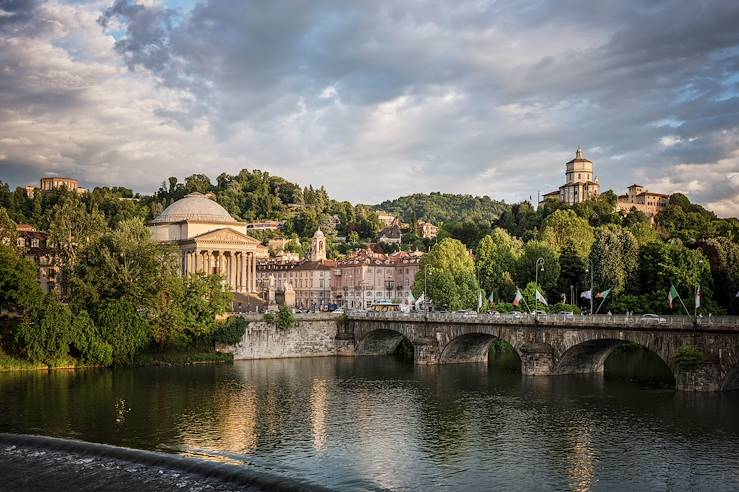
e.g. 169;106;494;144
148;192;261;294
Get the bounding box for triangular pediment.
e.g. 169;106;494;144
188;227;260;245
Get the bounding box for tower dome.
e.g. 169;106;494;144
151;192;237;224
313;228;325;238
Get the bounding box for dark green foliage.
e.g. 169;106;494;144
264;313;275;324
376;192;508;225
546;303;581;315
94;299;151;363
0;244;43;313
14;295;73;363
213;316;248;344
557;241;587;299
673;345;705;367
516;241;560;294
70;310;113;366
413;238;480;310
276;305;296;330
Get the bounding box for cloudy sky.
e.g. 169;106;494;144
1;0;739;215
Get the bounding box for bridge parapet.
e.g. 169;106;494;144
347;311;739;332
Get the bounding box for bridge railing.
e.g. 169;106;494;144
346;310;739;330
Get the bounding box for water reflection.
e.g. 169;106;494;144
1;355;738;491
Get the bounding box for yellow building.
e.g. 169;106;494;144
617;184;670;219
542;147;600;205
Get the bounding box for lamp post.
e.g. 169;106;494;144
535;257;545;316
585;261;594;315
695;247;704;319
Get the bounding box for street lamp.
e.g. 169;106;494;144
695;247;704;319
535;257;545;316
585;261;594;315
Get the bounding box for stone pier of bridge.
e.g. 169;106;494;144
342;313;739;392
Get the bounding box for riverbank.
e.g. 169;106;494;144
0;345;233;372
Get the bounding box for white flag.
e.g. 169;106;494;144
695;286;701;309
414;293;425;311
407;291;415;305
477;290;483;311
580;290;592;300
535;289;548;306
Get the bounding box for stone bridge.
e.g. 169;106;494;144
340;312;739;392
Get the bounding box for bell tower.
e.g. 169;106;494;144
311;229;326;261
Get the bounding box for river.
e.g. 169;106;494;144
1;350;738;491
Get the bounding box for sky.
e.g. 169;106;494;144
1;0;739;216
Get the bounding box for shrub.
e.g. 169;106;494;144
94;299;151;363
14;295;73;363
276;305;295;330
673;345;705;367
264;313;275;324
71;310;113;366
213;316;248;344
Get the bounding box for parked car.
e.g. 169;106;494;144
558;311;575;319
332;307;345;314
641;313;666;323
509;311;525;319
533;309;547;318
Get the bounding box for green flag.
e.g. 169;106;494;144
668;284;679;309
595;288;611;300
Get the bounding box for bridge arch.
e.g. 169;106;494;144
553;338;675;384
357;328;411;356
440;333;499;364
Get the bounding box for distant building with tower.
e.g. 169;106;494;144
542;147;600;205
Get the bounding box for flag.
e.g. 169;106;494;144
668;284;679;309
535;289;548;306
595;288;611;300
407;291;415;305
695;286;701;309
580;290;592;300
477;290;483;311
488;291;495;303
414;293;425;311
512;288;523;306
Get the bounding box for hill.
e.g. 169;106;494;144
376;192;509;225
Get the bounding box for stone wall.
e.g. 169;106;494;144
216;314;350;360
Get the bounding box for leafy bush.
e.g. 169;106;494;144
673;345;705;367
94;299;151;363
71;310;113;366
264;313;275;324
547;303;581;315
14;295;73;363
276;305;295;330
213;316;248;344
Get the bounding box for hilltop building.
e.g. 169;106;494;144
542;147;600;205
26;177;86;198
416;221;438;239
616;184;670;219
148;192;260;294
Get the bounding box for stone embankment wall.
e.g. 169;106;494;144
216;313;354;360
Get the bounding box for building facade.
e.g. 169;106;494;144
148;192;260;293
16;224;59;294
617;184;670;219
39;177;85;194
332;250;422;309
417;221;438;239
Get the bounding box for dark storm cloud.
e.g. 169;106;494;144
0;0;40;29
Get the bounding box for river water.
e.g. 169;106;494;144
1;351;738;491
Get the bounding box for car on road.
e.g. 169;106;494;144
641;313;666;324
533;309;547;318
509;311;525;319
557;311;575;319
331;307;345;314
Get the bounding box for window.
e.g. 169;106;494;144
31;239;39;248
17;237;25;247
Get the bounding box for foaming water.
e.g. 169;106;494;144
1;355;739;491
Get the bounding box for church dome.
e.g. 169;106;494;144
152;192;237;224
313;228;325;238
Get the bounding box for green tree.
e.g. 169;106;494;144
475;228;522;299
94;299;151;363
0;207;18;247
516;241;560;294
48;197;107;293
184;174;213;194
70;310;113;366
557;240;587;301
0;244;43;313
589;226;639;295
14;294;73;363
413;238;479;310
698;238;739;313
540;209;595;258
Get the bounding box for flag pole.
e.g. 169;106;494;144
594;289;609;315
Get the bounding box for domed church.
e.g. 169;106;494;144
148;192;260;293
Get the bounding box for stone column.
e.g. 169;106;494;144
518;342;556;375
251;252;257;292
230;252;237;291
194;250;200;274
240;252;247;292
